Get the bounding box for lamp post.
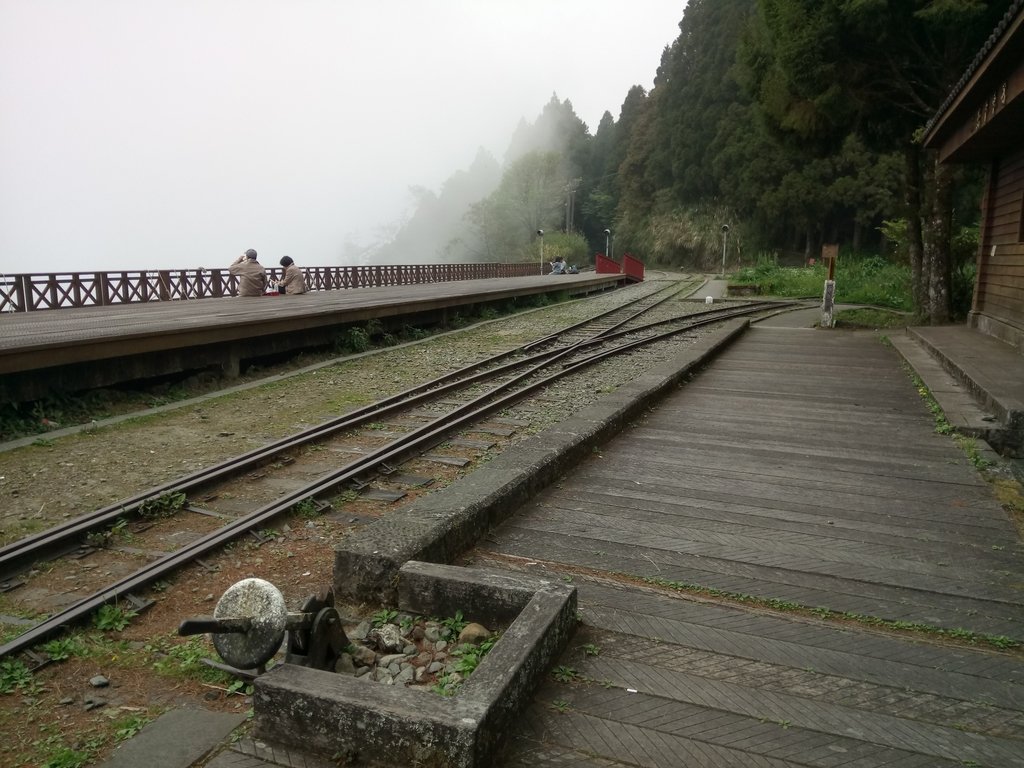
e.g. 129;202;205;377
720;224;730;277
537;229;544;275
604;228;611;261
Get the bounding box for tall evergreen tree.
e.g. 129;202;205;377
579;84;656;247
579;111;617;235
744;0;1012;321
653;0;756;203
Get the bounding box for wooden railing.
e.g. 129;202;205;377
0;262;542;313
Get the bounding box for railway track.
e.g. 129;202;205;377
0;279;694;576
0;283;792;660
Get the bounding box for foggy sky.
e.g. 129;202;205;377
0;1;685;274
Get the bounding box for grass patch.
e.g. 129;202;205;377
953;435;994;470
93;603;136;632
629;573;1019;651
991;476;1024;539
293;498;321;519
0;658;38;694
449;635;499;676
147;635;233;685
40;636;89;661
732;254;911;310
137;491;187;520
552;665;581;683
833;307;909;329
902;366;956;435
112;713;153;743
903;364;1024;536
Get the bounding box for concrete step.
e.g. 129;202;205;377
894;325;1024;456
888;333;1000;438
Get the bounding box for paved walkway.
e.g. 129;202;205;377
468;323;1024;767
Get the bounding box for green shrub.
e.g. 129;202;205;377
93;603;135;631
339;327;371;353
0;658;34;693
138;491;186;519
951;261;976;320
732;253;911;311
41;636;88;661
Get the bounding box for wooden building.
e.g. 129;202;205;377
923;0;1024;351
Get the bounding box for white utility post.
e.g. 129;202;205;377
720;224;730;277
821;243;838;328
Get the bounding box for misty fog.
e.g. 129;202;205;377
0;1;684;275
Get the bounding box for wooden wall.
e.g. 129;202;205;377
973;147;1024;348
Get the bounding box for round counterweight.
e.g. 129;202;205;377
212;577;288;669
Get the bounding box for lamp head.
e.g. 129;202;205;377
537;229;544;236
721;224;730;233
604;228;611;235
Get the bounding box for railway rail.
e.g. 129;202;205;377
0;285;794;660
0;279;693;575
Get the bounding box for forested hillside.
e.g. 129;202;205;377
380;0;1014;321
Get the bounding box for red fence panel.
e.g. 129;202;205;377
595;253;621;274
622;253;645;282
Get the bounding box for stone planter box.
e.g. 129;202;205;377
253;561;576;767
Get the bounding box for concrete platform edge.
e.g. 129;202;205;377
332;317;752;605
907;326;1011;418
902;326;1024;455
889;332;997;438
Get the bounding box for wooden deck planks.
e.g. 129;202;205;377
482;327;1024;767
0;272;621;372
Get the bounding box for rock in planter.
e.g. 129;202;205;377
350;645;376;667
457;623;491;645
369;623;404;652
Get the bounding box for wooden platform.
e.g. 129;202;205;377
469;326;1024;767
0;272;623;402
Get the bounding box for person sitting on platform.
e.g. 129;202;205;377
275;255;308;295
229;249;267;297
550;256;567;274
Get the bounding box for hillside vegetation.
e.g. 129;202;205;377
382;0;1010;324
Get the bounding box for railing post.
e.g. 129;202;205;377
94;273;108;306
48;274;60;309
17;274;30;312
